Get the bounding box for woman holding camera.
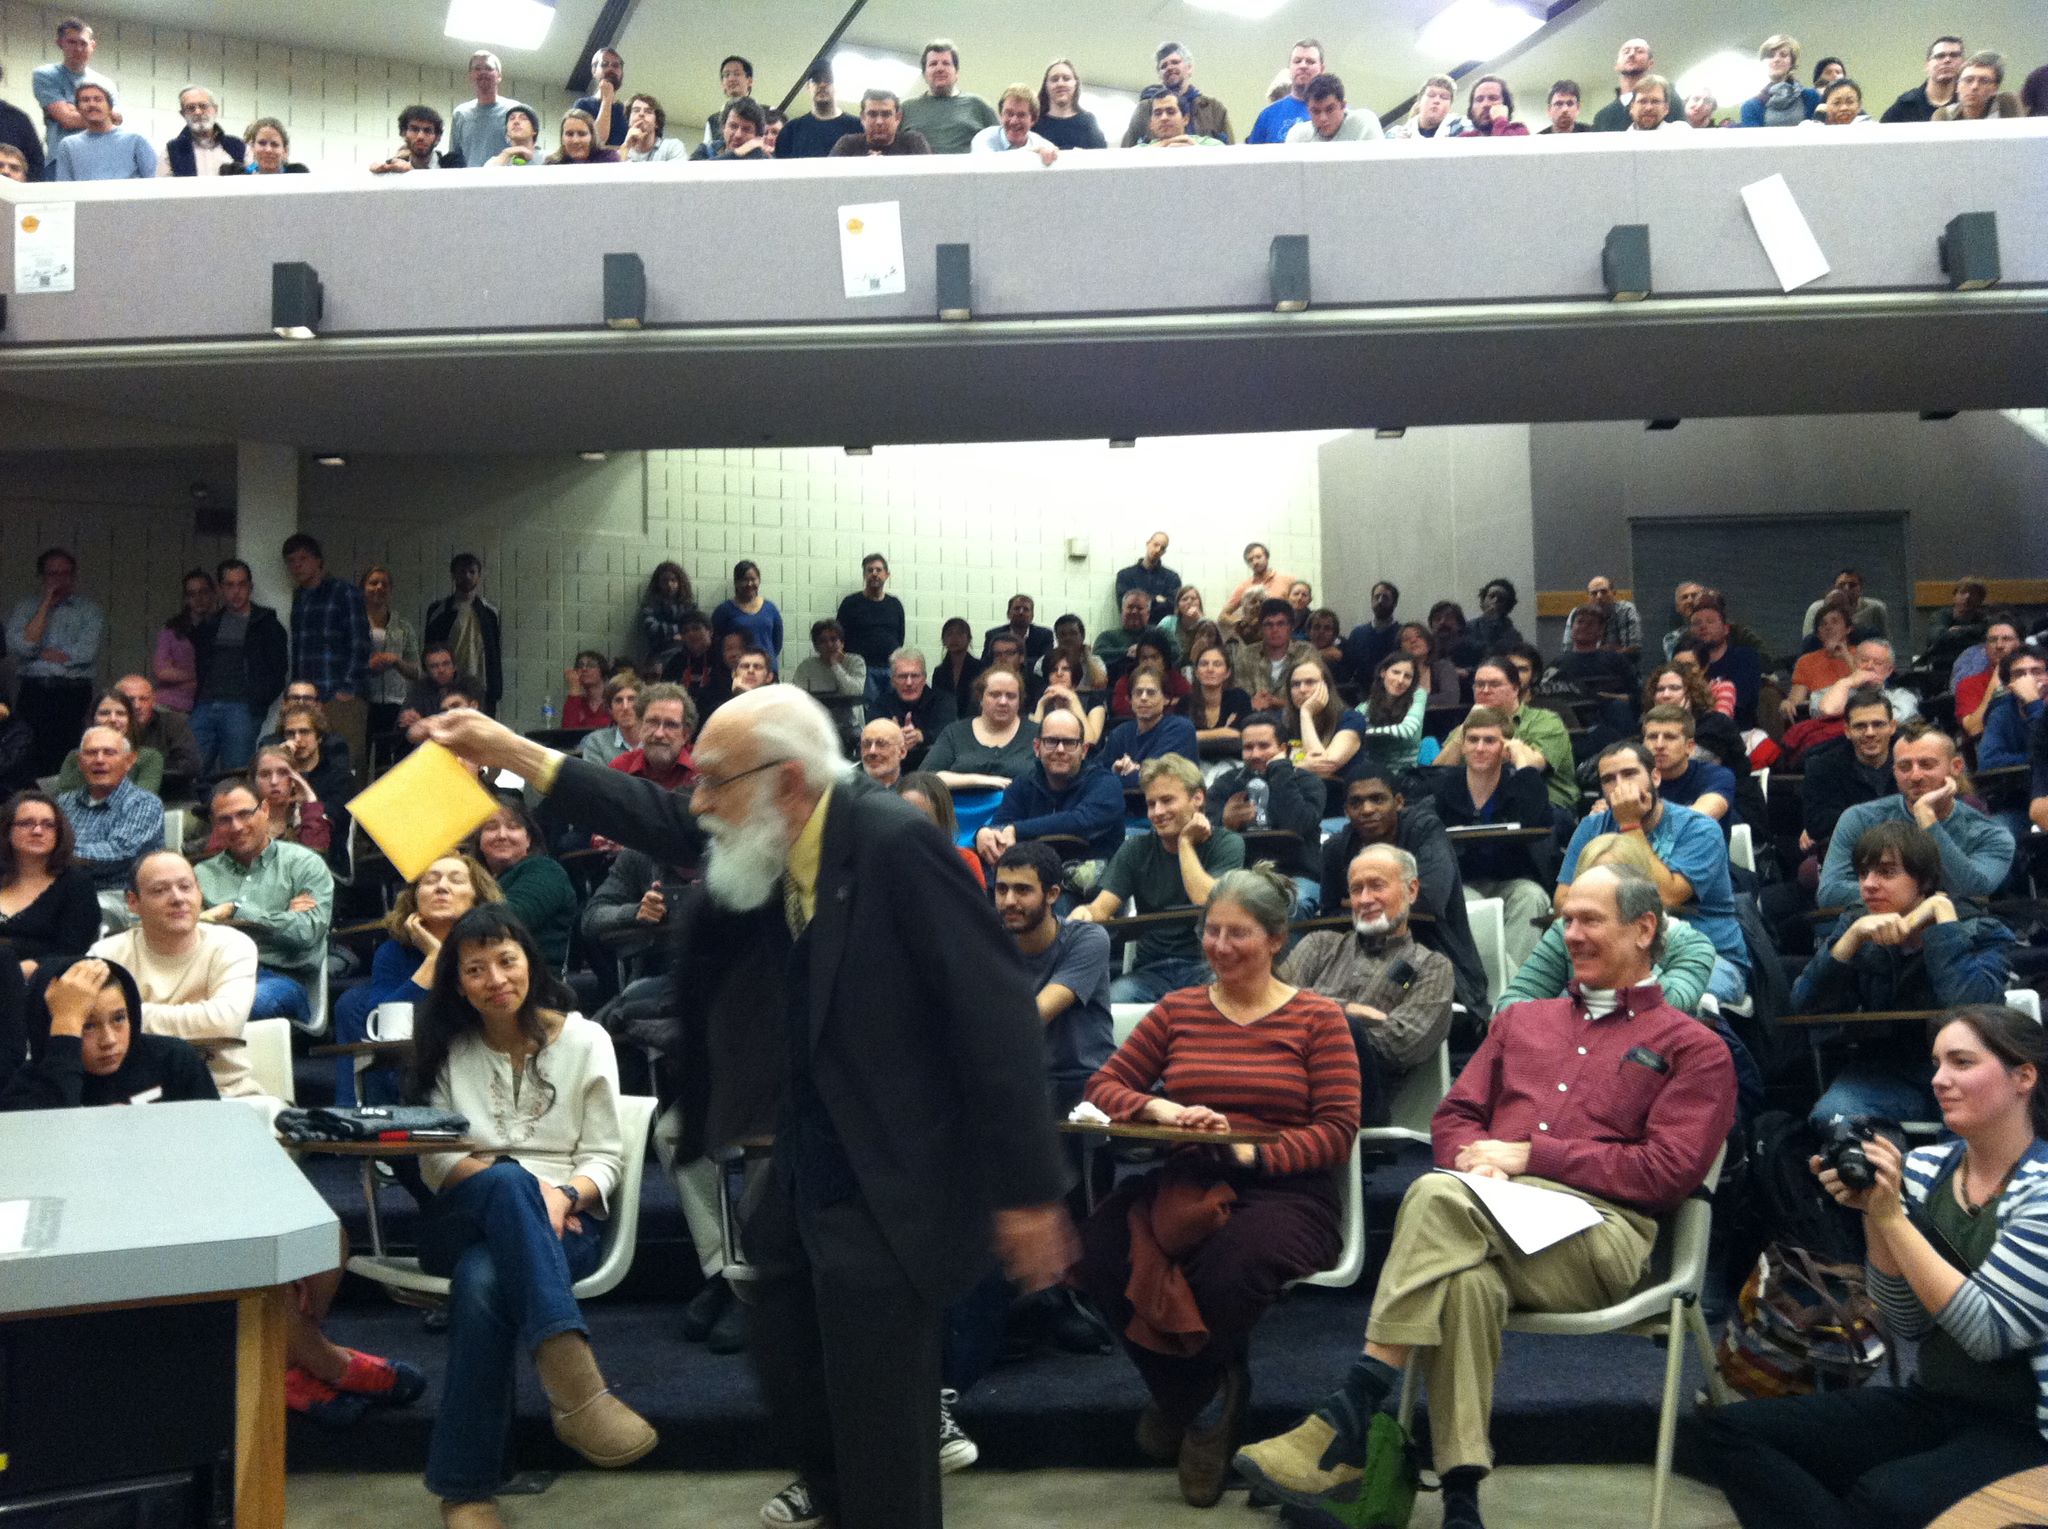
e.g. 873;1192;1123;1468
1693;1002;2048;1528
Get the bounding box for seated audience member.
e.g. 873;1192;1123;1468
274;700;355;806
1788;605;1857;718
3;959;214;1109
1285;656;1359;794
1933;50;2022;119
982;594;1055;669
619;93;689;162
332;854;502;1107
1208;713;1325;915
206;745;330;855
59;726;165;896
930;622;987;720
1286;72;1386;142
159;86;242;176
1447;73;1527;136
970;84;1058;162
881;646;955;766
1625;74;1688;131
663;612;722;715
407;906;655;1522
926;668;1038;791
1282;843;1455;1121
1955;613;2024;725
892;772;987;889
1540;78;1587;134
398;646;477;733
828;89;932;156
1162;584;1207;641
485;105;541;166
1135;84;1223;148
0;790;99;980
1930;576;1990;648
1494;832;1718;1015
228;116;306;174
696;54;754;153
1801;689;1899;863
1431;705;1552;969
545;107;618;164
1103;665;1199;785
1186;641;1253;743
370;104;461;171
50;82;152;178
1685;90;1722;126
1818;722;2015;909
1307;610;1346;673
1345;653;1428;774
1551;608;1638;716
1032;646;1107;749
1234;599;1314;713
1805;77;1871;125
1465;580;1524;654
1437;656;1577;812
1560;741;1751;1007
578;673;643;767
792;619;866;702
1560;577;1642;659
1045;615;1107;691
1108;632;1188;719
1687;592;1764;728
194;779;332;1025
607;683;696;791
1429;601;1483;672
56;690;165;797
1096;590;1154;668
1694;1003;2048;1529
1816;637;1919;723
1795;821;2014;1124
978;706;1124;865
561;651;609;731
89;850;261;1098
1345;583;1403;680
111;680;200;796
1400;621;1461;702
1739;34;1823;126
994;841;1114;1114
0;144;31;181
1388;73;1458;139
711;98;771;161
777;59;866;157
1321;765;1489;1016
1643;660;1750;783
1071;756;1245;1003
473;799;577;976
1643;704;1736;831
1234;865;1735;1527
1076;868;1359;1506
1980;648;2046;771
858;718;908;787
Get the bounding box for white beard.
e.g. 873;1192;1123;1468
703;796;794;912
1353;913;1393;938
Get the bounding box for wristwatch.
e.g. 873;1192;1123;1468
555;1182;580;1208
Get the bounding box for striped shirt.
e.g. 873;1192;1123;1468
1085;987;1360;1177
60;779;166;890
1872;1138;2048;1442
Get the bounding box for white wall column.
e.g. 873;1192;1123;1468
236;441;299;615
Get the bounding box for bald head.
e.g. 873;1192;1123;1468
860;717;907;784
78;726;134;797
114;674;157;725
1559;864;1661;990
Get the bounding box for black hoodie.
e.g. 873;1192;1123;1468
0;961;219;1111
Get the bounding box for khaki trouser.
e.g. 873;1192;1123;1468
1366;1172;1657;1474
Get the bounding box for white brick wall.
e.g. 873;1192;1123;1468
0;1;560;172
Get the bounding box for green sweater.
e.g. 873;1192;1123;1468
1445;702;1577;810
1494;916;1718;1017
497;854;578;975
898;92;996;154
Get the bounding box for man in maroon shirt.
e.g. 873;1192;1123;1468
1236;863;1736;1529
608;683;696;791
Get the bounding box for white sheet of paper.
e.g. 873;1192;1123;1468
1740;174;1830;292
838;200;906;300
1436;1169;1605;1256
14;202;76;294
0;1198;31;1253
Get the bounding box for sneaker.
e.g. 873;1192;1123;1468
284;1366;370;1426
334;1349;427;1407
760;1479;829;1529
938;1388;979;1473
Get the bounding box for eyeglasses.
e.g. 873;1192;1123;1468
1039;736;1084;750
695;757;791;795
14;819;57;834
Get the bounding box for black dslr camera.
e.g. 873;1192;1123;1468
1820;1114;1882;1190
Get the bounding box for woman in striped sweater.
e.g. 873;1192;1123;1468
1694;1002;2048;1527
1074;866;1360;1508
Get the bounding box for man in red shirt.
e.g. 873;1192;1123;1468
608;683;696;790
1236;863;1736;1529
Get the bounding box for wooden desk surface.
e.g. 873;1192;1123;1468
1059;1119;1280;1146
1929;1463;2048;1528
285;1137;479;1157
1445;825;1554;844
1776;1009;1944;1028
310;1039;412;1058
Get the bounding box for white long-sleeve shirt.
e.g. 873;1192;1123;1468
421;1015;624;1213
90;923;259;1097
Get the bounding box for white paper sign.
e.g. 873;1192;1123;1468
14;201;76;294
838;200;906;300
1739;174;1830;293
1435;1169;1605;1256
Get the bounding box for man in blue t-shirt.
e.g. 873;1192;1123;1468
1559;740;1749;1005
1642;705;1737;841
994;841;1114;1115
1246;39;1325;143
32;16;117;160
48;82;151;181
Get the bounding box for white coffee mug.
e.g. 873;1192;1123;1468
367;1003;414;1043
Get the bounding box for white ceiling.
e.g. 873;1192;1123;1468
63;0;2048;131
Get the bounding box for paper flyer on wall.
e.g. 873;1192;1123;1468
14;203;75;294
838;201;906;299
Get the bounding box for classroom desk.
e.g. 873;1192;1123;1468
1059;1119;1281;1212
0;1103;337;1529
290;1136;478;1257
1776;1009;1945;1027
1928;1463;2048;1528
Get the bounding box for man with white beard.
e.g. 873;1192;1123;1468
1277;842;1455;1127
411;692;1071;1529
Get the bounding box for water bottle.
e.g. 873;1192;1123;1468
539;697;557;730
1246;774;1270;829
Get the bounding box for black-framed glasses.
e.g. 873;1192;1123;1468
695;757;791;794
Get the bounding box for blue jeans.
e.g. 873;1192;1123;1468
1707;955;1750;1008
1810;1063;1936;1130
250;968;309;1024
421;1162;603;1502
1110;959;1211;1006
1290;876;1322;920
189;699;259;778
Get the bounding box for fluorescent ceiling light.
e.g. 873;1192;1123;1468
445;0;555;52
1081;86;1141;127
1184;0;1293;20
831;46;923;103
1677;50;1764;106
1417;0;1544;62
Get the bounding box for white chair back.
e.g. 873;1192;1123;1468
243;1017;296;1104
1362;1040;1451;1148
2007;989;2042;1025
1110;1003;1150;1047
1729;823;1756;875
1466;896;1508;1006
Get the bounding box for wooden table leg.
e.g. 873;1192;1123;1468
235;1286;291;1529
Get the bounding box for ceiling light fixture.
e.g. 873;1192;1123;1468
1417;0;1545;63
829;46;923;104
313;454;347;467
1676;51;1763;109
1374;428;1406;440
444;0;555;51
1184;0;1293;21
578;451;608;462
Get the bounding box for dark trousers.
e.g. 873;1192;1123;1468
746;1161;944;1529
17;677;92;778
1687;1383;2048;1529
1074;1165;1338;1427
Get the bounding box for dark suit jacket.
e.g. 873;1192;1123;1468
548;759;1066;1303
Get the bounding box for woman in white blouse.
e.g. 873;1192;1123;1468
407;904;654;1529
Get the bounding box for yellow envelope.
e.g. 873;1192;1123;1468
347;741;500;882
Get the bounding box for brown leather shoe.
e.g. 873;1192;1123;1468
1135;1400;1183;1463
1177;1361;1250;1508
